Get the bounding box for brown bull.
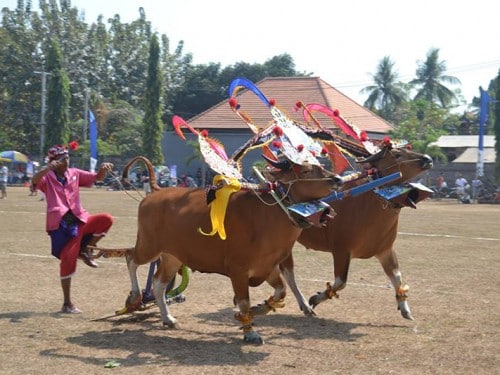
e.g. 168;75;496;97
254;145;433;320
122;156;342;344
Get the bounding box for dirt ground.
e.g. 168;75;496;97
0;186;498;374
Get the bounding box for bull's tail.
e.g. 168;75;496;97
88;245;134;259
121;156;161;192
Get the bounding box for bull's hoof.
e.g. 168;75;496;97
308;293;322;308
398;301;414;320
400;310;415;320
300;303;317;317
250;304;271;316
163;321;180;329
243;331;264;345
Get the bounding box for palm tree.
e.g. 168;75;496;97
410;48;461;108
361;56;407;121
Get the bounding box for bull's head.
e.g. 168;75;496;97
262;157;343;203
357;145;433;184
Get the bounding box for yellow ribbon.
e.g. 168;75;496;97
198;175;241;240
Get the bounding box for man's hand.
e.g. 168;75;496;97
96;162;114;182
100;162;114;171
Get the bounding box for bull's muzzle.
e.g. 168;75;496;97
422;154;433;169
330;174;344;189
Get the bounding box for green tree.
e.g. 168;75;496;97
390;99;454;162
142;34;163;165
410;48;461;108
361;56;407;121
108;9;151;108
45;38;71;151
0;2;43;155
170;62;224;120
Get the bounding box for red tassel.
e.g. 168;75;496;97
406;144;412;150
69;141;79;150
333;109;340;116
273;126;284;136
360;131;368;141
229;98;238;108
201;129;209;137
272;140;282;148
294;101;303;112
269;98;276;106
297;144;304;152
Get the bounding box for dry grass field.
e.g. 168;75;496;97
0;186;498;374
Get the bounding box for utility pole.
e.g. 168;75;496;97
34;66;51;163
83;88;89;141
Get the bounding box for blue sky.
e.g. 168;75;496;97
2;0;499;111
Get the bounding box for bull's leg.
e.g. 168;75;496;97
231;276;263;345
123;253;143;313
153;254;183;328
376;249;414;320
279;254;316;316
252;266;287;316
309;252;350;309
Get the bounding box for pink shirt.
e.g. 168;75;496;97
36;168;97;232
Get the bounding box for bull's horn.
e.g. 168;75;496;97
356;146;387;163
262;155;292;171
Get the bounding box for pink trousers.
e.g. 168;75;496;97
59;213;113;278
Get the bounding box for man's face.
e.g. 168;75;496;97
53;155;69;172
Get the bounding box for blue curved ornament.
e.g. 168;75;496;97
229;77;270;107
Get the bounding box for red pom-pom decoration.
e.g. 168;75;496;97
272;140;282;149
382;136;391;145
69;140;79;151
360;131;369;142
293;101;303;112
201;129;209;138
297;144;304;152
273;126;284;136
269;98;276;106
321;147;328;155
333;109;340;116
406;144;412;150
228;97;238;108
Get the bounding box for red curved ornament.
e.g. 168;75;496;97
172;115;229;161
303;103;361;142
172;115;198;140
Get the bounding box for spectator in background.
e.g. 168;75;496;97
436;173;445;192
455;174;468;200
196;167;202;187
0;161;8;199
141;168;151;195
471;175;483;203
181;174;198;187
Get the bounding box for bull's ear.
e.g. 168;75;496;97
262;154;292;171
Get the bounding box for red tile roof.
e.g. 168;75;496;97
187;76;393;135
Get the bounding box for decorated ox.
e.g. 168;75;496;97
120;105;345;344
225;80;433;321
253;142;433;320
294;144;432;319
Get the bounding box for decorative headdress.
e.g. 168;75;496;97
172;116;242;180
47;141;79;162
228;77;327;168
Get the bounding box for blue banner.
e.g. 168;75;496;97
89;110;98;172
477;87;492;177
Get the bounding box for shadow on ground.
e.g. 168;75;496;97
32;306;407;368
